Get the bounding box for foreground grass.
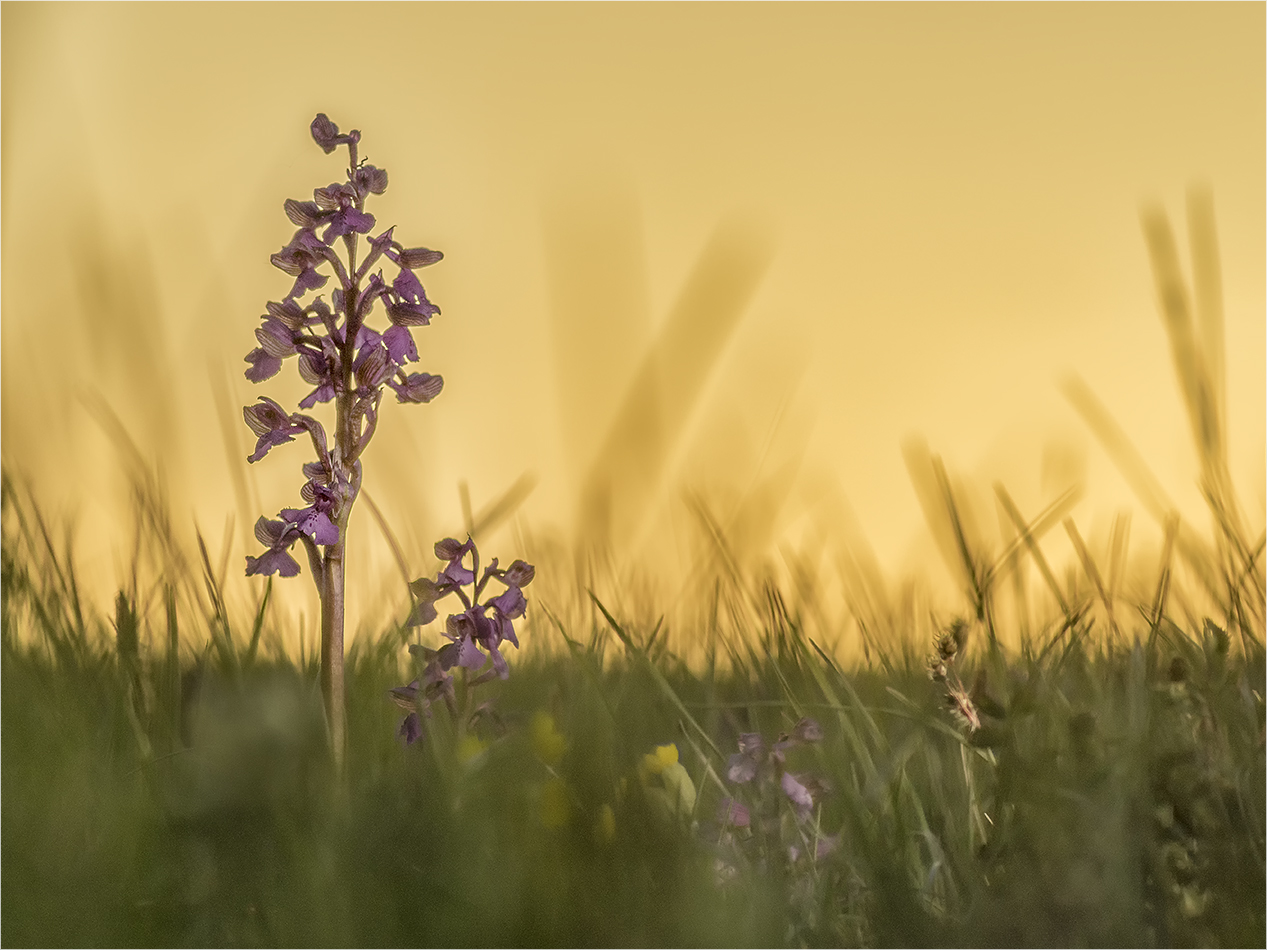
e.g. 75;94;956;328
6;182;1262;947
3;508;1263;948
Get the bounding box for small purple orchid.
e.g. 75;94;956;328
244;517;303;578
389;644;457;745
242;114;446;762
714;717;835;884
401;536;535;690
389;537;534;745
243;397;304;462
725;717;825;820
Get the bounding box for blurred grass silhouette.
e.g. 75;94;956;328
2;195;1264;946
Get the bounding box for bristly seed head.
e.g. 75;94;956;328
935;617;970;662
946;684;981;733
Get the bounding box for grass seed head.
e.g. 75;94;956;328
946;684;981;733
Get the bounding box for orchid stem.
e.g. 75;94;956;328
320;536;346;768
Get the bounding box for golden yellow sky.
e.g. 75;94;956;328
3;3;1263;629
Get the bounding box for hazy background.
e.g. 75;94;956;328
3;3;1263;640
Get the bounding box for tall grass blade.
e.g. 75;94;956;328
360;489;411;590
196;528;237;672
1148;513;1180;635
578;218;773;550
1060;374;1223;604
1063;517;1120;639
995;483;1071;622
245;576;271;667
1187;187;1227;461
589;590;724;761
469;472;538;541
1140;204;1221;473
207;357;260;536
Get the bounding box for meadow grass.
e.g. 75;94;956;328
3;194;1264;947
2;457;1263;947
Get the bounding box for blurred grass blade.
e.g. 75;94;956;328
361;488;411;590
589;590;724;761
1061;374;1175;525
806;636;885;784
579;216;774;550
902;436;969;592
196;527;237;672
1061;374;1221;604
1107;511;1131;604
207;357;260;536
470;472;538;540
245;575;272;666
988;482;1082;585
1140;204;1221;471
1063;517;1119;639
1186;187;1226;460
1149;513;1179;634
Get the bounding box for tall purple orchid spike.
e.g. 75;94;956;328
243;114;445;764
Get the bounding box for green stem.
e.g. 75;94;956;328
320;139;363;770
321;535;346;768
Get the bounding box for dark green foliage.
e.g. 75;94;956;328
3;484;1263;948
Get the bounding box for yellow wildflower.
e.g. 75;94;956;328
640;743;679;781
639;743;696;819
530;710;566;767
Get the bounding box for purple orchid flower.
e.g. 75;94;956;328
435;536;476;587
389;645;456;745
488;584;527;649
244;517;303;578
352;332;394;390
725;718;825;816
315;183;376;244
245;346;283;383
280;479;340;546
440;608;501;675
284;198;333;231
390;267;440;316
394;246;444;269
255;317;299;361
780;772;814;818
402;537;535;690
718;797;751;829
309;113;358;154
297;343;338;409
243;397;304;462
355;273;390;323
388;372;444;404
353;163;389;199
271;229;331;300
382;325;417;366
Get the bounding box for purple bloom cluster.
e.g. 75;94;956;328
409;537;534;682
243;114;445;577
712;717;839;881
720;717;826;825
389;644;457;745
391;537;535;743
